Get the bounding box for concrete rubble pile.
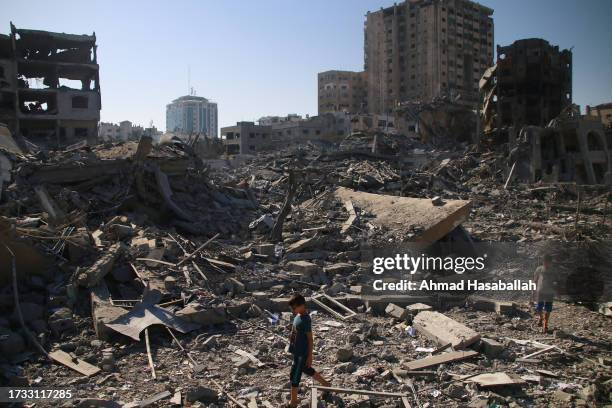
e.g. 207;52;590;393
0;130;610;407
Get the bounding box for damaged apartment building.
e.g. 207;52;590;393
364;0;494;114
319;0;493;145
480;38;611;184
221;113;351;155
0;23;100;150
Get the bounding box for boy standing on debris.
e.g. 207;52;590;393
287;293;330;407
532;254;557;333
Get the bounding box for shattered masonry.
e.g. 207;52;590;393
0;23;100;150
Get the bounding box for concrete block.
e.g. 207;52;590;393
385;303;409;320
471;296;515;315
406;303;433;313
254;243;276;257
480;337;504;358
286;260;322;276
93;304;128;340
176;304;227;326
413;311;480;349
323;262;356;275
226;302;250;318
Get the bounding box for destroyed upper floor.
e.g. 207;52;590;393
0;23;101;149
1;23;99;92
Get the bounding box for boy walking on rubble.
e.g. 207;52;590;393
531;254;558;334
287;293;330;407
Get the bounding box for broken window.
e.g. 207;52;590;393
74;128;88;138
20;92;57;114
72;96;88;109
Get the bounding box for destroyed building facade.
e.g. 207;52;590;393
98;120;144;142
496;38;572;130
221;121;272;154
364;0;494;114
221;113;351;155
0;23;101;149
586;102;612;130
166;94;218;138
317;70;368;114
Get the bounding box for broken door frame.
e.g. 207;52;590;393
310;293;357;320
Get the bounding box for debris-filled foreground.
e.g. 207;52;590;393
0;132;611;407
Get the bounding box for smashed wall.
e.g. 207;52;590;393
0;23;101;151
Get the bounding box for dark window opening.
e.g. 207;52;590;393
72;96;88;109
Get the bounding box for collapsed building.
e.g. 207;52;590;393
493;38;572;131
0;23;101;150
479;38;611;185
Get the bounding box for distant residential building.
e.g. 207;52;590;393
221;122;272;154
98;120;143;141
364;0;494;114
318;70;367;114
258;114;303;126
586;103;612;129
222;113;350;155
166;95;218;138
496;38;572;129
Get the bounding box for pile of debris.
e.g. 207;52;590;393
0;128;610;407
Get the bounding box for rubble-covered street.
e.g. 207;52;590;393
1;1;612;407
1;129;610;407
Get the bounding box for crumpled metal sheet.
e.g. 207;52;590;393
105;289;200;340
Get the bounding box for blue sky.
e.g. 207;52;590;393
3;0;611;131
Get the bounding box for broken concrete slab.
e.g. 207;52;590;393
254;243;276;257
286;236;324;254
33;185;66;225
464;372;526;388
480;337;504;358
77;243;126;288
403;350;479;370
385;303;409;320
284;251;328;262
406;303;433;313
470;295;515;315
323;262;356;275
334;187;471;243
176;303;227;326
413;311;480;349
286;260;322;276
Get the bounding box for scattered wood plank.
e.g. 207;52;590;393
536;369;559;378
523;345;556;359
144;328;156;379
504;162;516;189
311;387;318;408
211;379;247;408
176;233;220;267
135;257;176;267
401;396;412;408
49;350;100;377
341;200;357;233
403;350;479;371
234;349;265;367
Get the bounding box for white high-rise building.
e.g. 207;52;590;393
166;95;218;137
